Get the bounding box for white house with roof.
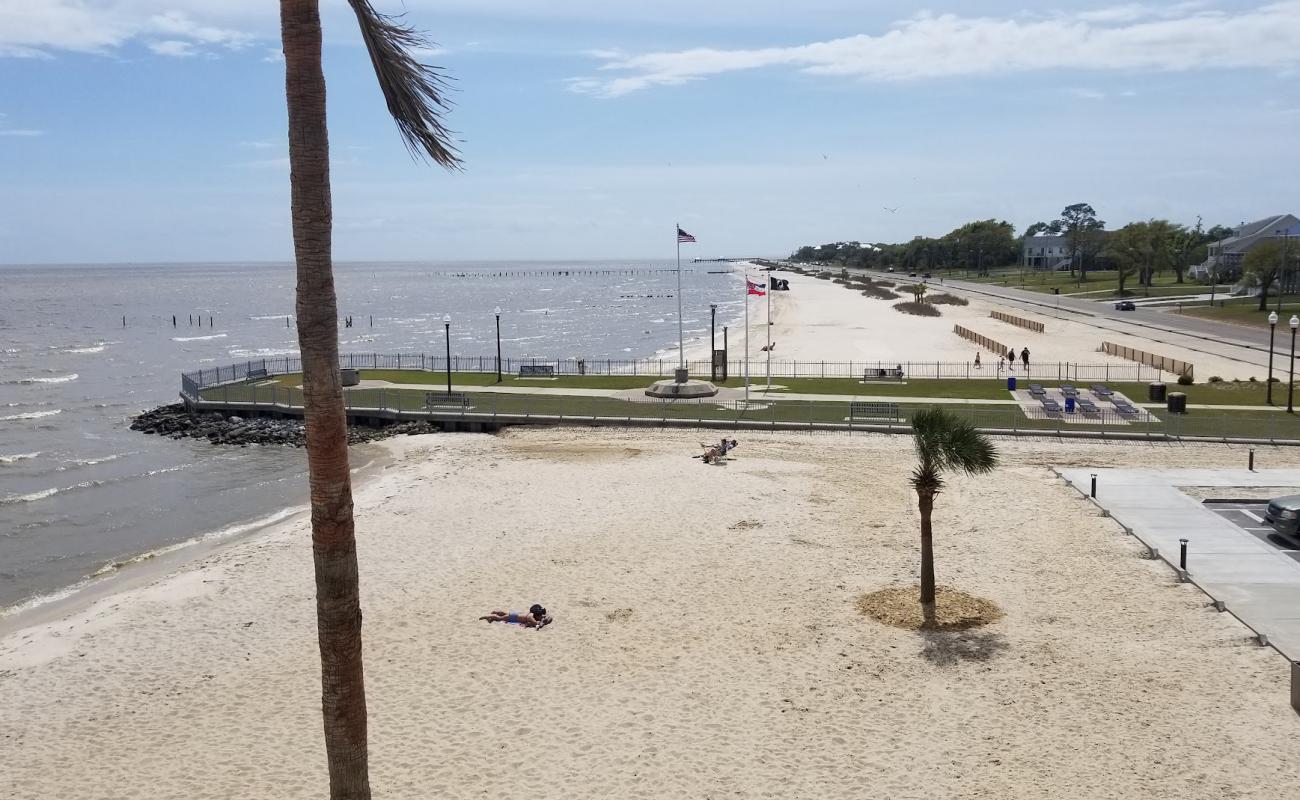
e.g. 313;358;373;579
1191;214;1299;281
1022;234;1071;270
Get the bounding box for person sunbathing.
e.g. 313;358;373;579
480;604;552;629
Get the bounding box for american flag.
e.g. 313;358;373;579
677;227;696;243
747;279;766;296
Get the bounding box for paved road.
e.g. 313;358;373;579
850;268;1289;372
1058;467;1300;661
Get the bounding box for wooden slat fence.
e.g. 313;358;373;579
991;310;1045;333
953;325;1012;357
1102;342;1193;378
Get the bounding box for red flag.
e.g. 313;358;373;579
747;279;766;296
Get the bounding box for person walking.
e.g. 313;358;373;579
974;352;982;370
1020;347;1030;371
1006;347;1015;369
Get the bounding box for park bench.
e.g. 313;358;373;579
848;401;902;422
518;364;556;378
1077;398;1101;415
1113;400;1139;418
1090;384;1114;399
425;391;468;410
1060;384;1079;397
1040;398;1062;415
247;368;268;380
862;367;904;382
1028;383;1046;397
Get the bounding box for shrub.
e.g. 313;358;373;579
861;285;901;300
1208;375;1223;383
894;301;942;317
1250;376;1258;382
928;293;969;306
895;284;916;295
1177;373;1194;385
873;280;896;288
816;271;832;280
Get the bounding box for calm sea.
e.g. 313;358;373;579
0;260;745;614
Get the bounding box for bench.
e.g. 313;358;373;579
1077;398;1101;415
247;368;268;380
1060;384;1079;397
1090;384;1113;399
1040;398;1062;415
1113;401;1139;418
863;367;904;382
425;391;468;410
848;401;901;422
1028;383;1046;397
518;364;556;377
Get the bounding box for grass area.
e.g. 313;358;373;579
963;269;1228;299
201;380;1300;440
1179;296;1300;329
259;370;1285;405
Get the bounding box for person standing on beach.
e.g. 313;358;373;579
1021;347;1030;370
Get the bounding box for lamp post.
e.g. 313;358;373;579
494;306;502;383
1289;315;1298;413
443;314;452;396
710;303;717;381
1268;311;1279;404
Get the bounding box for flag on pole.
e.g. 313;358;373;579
747;279;766;296
677;227;696;243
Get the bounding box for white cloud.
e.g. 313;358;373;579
0;112;42;137
1068;88;1109;100
148;40;196;58
0;1;265;58
571;2;1300;97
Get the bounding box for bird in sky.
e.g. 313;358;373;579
883;205;902;214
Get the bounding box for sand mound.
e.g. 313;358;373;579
857;585;1004;630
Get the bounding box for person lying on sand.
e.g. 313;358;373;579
480;604;553;629
697;438;738;464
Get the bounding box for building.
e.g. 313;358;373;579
1022;234;1071;270
1191;214;1300;281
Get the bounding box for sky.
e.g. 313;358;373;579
2;1;1299;263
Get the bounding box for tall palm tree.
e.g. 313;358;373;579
909;408;998;624
278;2;459;797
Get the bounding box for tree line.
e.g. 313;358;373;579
792;203;1243;289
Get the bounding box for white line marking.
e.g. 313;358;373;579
1243;510;1264;523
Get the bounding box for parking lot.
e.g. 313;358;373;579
1205;501;1300;563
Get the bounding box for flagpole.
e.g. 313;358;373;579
765;272;772;390
676;223;685;373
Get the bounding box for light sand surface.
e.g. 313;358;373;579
3;430;1300;799
679;269;1261;380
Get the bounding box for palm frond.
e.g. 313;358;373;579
347;0;462;169
910;407;998;480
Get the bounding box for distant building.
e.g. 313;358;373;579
1191;214;1300;281
1023;235;1071;270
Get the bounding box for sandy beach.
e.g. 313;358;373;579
3;428;1299;799
677;267;1262;381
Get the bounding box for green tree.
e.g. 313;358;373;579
1106;223;1148;296
908;408;999;624
279;1;459;797
1058;203;1105;279
1244;240;1288;311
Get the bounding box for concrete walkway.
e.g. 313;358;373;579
1058;467;1300;660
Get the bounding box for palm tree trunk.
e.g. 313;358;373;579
918;491;936;624
280;1;371;797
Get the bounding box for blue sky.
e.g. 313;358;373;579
2;1;1298;263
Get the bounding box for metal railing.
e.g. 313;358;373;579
179;369;1296;445
181;353;1168;394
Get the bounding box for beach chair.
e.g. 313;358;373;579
1028;383;1046;397
1060;384;1079;397
1040;398;1062;415
1077;398;1100;415
1090;384;1113;399
1113;401;1139;418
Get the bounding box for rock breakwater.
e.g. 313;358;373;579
131;404;439;447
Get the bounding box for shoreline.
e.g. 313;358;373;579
0;443;393;636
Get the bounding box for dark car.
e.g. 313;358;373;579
908;272;918;277
1265;496;1300;541
922;272;932;279
1115;301;1136;311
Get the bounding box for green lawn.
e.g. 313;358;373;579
1180;296;1300;329
962;269;1226;298
256;370;1289;406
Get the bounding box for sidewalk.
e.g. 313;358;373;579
1057;467;1300;660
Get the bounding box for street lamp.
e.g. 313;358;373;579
710;303;718;381
1289;315;1298;413
494;307;502;383
1268;311;1279;404
443;314;452;396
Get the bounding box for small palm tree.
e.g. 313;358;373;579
914;282;928;303
279;1;459;798
909;408;998;624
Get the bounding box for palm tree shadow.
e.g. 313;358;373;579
917;628;1009;667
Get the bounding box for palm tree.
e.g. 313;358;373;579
909;408;998;624
278;2;459;797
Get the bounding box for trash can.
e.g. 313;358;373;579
1167;392;1187;414
1149;382;1167;403
1065;396;1076;413
340;368;360;387
1007;376;1017;392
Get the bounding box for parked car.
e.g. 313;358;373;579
1114;301;1136;311
908;272;918;277
1265;496;1300;542
887;267;895;273
921;272;932;279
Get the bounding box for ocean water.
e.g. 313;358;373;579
0;260;745;614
